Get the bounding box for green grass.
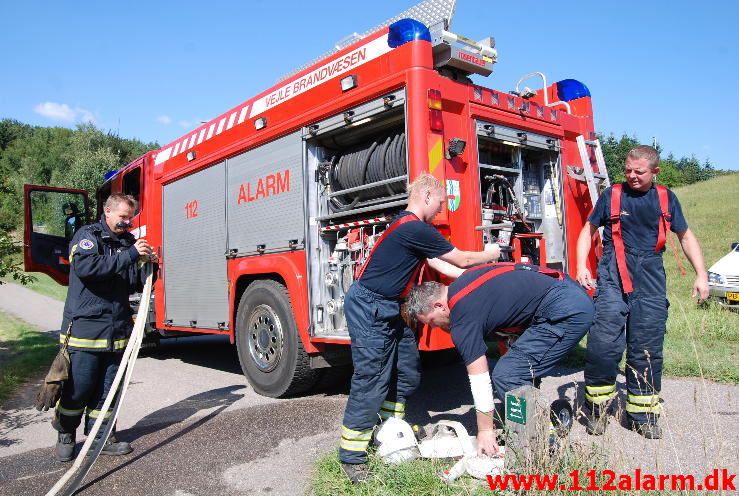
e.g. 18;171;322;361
1;252;68;302
0;311;58;405
662;173;739;382
13;271;68;302
554;174;739;382
309;445;697;496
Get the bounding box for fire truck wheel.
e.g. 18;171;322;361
235;280;319;398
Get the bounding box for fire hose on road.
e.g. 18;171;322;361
46;263;154;496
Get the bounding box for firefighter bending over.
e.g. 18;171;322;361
576;145;709;439
406;263;594;456
338;173;500;483
52;194;158;462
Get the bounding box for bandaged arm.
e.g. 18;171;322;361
466;355;495;432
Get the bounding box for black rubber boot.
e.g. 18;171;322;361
89;433;133;456
341;462;373;484
100;433;133;456
585;405;609;436
56;432;76;462
629;421;662;439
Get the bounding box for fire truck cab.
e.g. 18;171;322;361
24;0;603;398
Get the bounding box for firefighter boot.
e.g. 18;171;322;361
341;463;373;484
56;432;76;462
585;405;608;436
90;432;133;456
629;421;662;440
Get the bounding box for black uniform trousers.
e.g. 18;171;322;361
339;282;421;464
584;246;668;423
54;349;122;436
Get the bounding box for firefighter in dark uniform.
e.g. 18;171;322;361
407;263;594;456
339;174;500;483
576;145;708;439
53;193;157;462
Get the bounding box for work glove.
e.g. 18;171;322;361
34;348;70;411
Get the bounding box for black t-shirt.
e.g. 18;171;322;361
449;266;559;366
589;183;688;252
359;211;454;298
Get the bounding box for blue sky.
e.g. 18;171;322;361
2;0;737;170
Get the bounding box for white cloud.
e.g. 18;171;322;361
178;120;192;128
34;102;95;123
157;115;172;124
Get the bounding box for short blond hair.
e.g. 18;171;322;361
407;173;444;201
104;193;137;212
627;145;660;170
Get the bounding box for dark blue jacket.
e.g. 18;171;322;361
60;219;151;352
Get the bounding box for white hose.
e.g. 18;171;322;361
46;264;154;496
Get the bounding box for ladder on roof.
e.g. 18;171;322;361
572;135;611;207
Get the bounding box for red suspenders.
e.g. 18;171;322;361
355;213;423;298
610;184;686;294
610;184;634;293
448;263;564;310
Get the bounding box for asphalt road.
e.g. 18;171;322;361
1;282;737;495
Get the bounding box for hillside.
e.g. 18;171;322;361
662;172;739;381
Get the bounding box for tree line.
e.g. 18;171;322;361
0;119;726;284
597;132;719;187
0;119;158;233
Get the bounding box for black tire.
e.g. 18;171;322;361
235;280;318;397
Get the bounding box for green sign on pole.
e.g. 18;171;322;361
506;394;527;424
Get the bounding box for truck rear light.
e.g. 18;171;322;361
428;89;443;132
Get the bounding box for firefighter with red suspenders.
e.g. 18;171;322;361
339;174;499;483
576;145;709;439
406;263;594;456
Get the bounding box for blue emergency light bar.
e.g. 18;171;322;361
388;18;431;48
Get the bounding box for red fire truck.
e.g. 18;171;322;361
24;0;605;398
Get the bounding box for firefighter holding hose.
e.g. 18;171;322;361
41;194;158;462
338;173;500;483
576;145;709;439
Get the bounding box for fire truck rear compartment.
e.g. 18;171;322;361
304;90;408;339
475;123;566;270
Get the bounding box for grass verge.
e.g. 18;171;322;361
0;311;58;405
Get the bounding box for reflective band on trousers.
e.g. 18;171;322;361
60;335;129;350
340;425;373;452
56;401;84;417
379;400;406;419
86;408;113;419
626;393;661;413
585;384;617;404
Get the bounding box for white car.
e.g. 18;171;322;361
707;242;739;309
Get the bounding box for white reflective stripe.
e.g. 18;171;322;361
173;142;181;156
586;384;616;394
341;426;372;439
625;403;662;413
154;147;172;165
226;111;237;130
57;402;84;416
340;441;369;451
237;105;249;124
585;392;616;404
381;400;405;411
187;134;197;149
196;128;206;144
86;408;113;419
206;123;216;139
627;393;660;405
216;118;226;135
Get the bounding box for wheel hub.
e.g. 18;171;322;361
247;304;283;372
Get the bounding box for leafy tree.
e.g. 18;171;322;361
0;231;35;285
